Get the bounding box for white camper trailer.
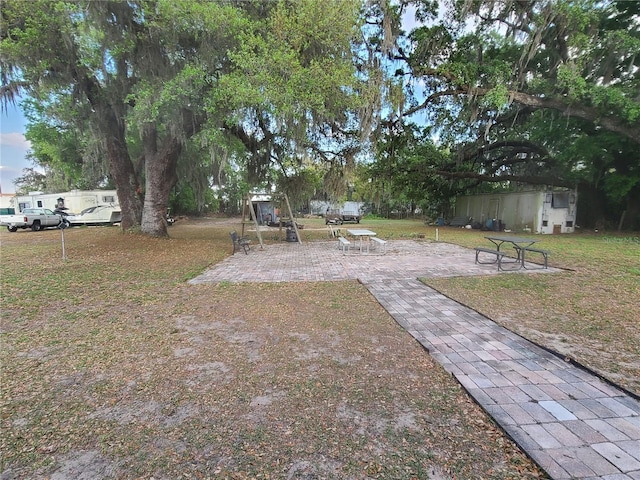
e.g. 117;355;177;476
454;189;577;234
14;190;119;214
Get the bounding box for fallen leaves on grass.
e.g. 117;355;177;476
1;221;548;479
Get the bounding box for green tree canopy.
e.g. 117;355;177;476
383;0;640;228
2;0;370;236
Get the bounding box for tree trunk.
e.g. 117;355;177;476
97;105;143;230
622;187;640;231
576;181;608;229
105;133;143;230
140;125;181;237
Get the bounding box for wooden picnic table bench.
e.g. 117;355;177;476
370;236;387;253
338;236;350;253
346;228;377;254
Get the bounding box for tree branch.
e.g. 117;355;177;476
435;170;574;188
401;88;466;119
505;90;640;143
0;81;30;112
400;71;640;143
459;139;551;165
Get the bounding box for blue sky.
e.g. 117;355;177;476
0;101;31;194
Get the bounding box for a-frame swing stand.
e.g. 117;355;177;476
275;193;302;244
241;193;302;246
241;194;264;249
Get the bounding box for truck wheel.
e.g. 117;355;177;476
31;221;42;232
7;226;17;232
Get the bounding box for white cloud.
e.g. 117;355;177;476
0;132;30;149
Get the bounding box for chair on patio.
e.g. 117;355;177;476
328;224;342;238
230;231;251;254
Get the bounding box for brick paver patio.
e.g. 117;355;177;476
190;239;640;480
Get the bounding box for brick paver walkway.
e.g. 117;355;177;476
190;240;640;480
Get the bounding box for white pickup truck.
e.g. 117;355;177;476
0;208;63;232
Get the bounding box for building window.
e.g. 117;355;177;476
566;221;573;227
552;192;569;208
103;195;116;203
37;200;43;207
542;220;548;227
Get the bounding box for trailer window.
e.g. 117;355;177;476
102;195;116;203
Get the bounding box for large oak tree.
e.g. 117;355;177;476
1;0;366;236
386;0;640;228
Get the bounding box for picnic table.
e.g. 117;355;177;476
346;228;377;254
476;235;549;270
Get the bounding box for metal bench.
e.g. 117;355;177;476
230;231;251;254
475;247;507;269
370;236;387;253
521;246;549;269
338;236;350;253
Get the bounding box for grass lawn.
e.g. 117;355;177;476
1;216;638;479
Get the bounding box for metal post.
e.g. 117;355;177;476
61;228;67;260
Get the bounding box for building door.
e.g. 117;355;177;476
553;224;562;234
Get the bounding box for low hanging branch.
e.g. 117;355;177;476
400;67;640;145
506;90;640;144
435;169;574;188
459;139;551;163
451;138;570;186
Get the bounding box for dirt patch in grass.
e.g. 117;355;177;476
1;220;545;479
